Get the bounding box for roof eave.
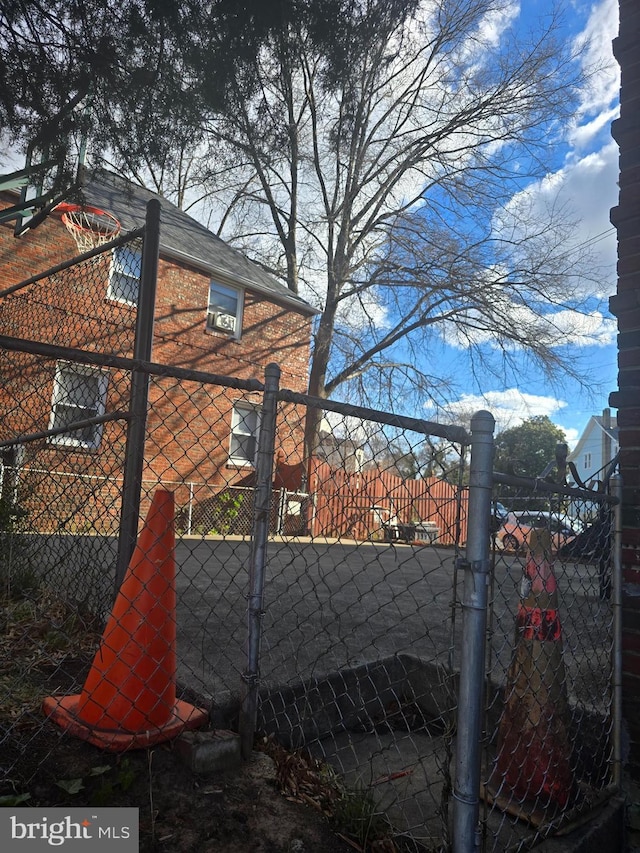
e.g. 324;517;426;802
161;243;321;317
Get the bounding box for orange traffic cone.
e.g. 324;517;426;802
486;527;574;821
43;489;208;750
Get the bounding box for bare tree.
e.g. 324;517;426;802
175;0;605;452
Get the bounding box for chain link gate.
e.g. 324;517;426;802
243;382;474;850
236;397;621;852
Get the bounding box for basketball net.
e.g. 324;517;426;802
57;203;121;255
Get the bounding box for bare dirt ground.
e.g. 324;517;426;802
1;584;411;852
3;718;371;852
1;647;403;853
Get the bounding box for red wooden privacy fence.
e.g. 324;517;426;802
307;460;468;545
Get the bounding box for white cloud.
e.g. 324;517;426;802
425;391;587;450
458;1;520;60
563;427;580;450
547;308;617;346
571;0;620;141
537;142;618;284
499;140;619;298
439;388;567;432
569;107;619;151
441;302;617;351
479;2;520;47
496;1;620;300
430;389;580;447
335;288;389;333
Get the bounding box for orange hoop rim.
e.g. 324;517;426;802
56;202;121;239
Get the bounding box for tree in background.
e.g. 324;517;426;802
1;2;608;451
183;0;603;454
494;416;567;479
0;1;296;195
493;415;567;509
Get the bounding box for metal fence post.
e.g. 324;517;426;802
240;362;280;759
187;481;194;535
453;409;495;853
114;199;161;596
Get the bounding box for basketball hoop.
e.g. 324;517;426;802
57;202;121;255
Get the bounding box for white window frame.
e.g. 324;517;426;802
108;246;142;306
229;403;260;467
584;452;592;469
48;362;109;450
207;280;243;339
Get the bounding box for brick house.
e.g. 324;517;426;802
0;169;317;533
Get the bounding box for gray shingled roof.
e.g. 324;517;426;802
595;415;619;442
80;169;317;316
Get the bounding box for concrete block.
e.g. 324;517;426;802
175;729;241;775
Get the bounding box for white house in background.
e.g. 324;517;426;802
568;409;619;489
317;417;365;473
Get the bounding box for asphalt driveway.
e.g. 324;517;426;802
172;538;609;710
174;538;458;698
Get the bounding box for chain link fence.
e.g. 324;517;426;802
0;208;621;851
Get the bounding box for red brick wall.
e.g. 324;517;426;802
1;194;312;389
153;255;311;390
0;192;312;513
0;200;79;280
609;0;640;774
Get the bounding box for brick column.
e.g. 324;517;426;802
609;0;640;775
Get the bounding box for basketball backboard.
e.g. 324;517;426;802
0;141;85;236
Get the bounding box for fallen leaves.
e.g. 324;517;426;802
258;736;402;852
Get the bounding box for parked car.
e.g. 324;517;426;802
496;511;578;553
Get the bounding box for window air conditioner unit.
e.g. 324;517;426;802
209;311;236;332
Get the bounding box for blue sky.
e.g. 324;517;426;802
430;0;620;447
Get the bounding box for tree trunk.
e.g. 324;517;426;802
303;293;337;484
